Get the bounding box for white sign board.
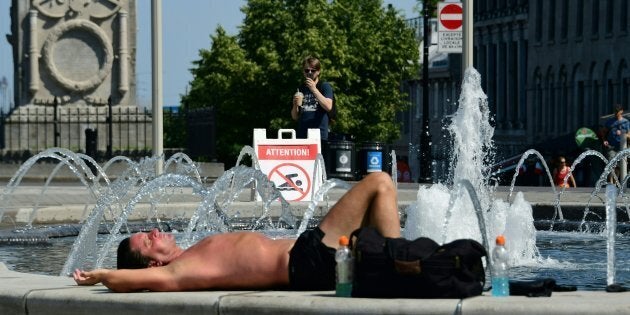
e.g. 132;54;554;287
253;128;321;202
437;2;463;53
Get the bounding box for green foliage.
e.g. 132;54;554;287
163;109;186;148
182;0;420;165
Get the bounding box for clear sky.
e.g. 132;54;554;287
0;0;420;111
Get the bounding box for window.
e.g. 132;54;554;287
560;0;568;40
575;0;583;38
591;0;599;37
535;0;543;42
605;0;613;35
548;0;556;42
621;0;628;33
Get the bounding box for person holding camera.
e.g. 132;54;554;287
291;56;334;140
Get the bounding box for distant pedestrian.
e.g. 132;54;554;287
396;156;411;183
552;156;576;188
517;156;544;186
601;104;630;182
291;56;334;141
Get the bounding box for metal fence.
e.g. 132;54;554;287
0;105;216;163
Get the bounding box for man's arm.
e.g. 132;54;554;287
74;267;180;293
306;80;333;112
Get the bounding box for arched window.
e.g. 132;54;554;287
533;69;543;133
571;63;585;127
545;67;556;134
559;66;568;132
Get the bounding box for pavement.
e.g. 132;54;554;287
0;163;629;314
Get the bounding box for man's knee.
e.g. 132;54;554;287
364;172;395;193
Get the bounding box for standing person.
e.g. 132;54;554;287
602;104;630;182
553;156;576;188
73;172;400;292
291;56;334;141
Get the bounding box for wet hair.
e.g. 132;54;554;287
302;56;321;71
117;237;150;269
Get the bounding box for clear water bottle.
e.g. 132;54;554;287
491;235;510;297
335;235;353;297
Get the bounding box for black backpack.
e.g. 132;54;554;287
328;94;337;124
350;227;487;298
315;82;337;124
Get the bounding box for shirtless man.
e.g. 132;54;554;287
73;172;401;292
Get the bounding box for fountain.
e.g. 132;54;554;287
0;68;628;291
404;68;539;268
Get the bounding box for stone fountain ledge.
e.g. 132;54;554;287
0;263;628;315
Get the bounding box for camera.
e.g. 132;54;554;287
306;72;315;80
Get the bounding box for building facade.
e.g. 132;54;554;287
398;0;630;182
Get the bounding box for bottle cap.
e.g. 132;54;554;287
496;235;505;246
338;235;349;246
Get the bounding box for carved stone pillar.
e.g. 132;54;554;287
119;10;129;95
28;10;39;94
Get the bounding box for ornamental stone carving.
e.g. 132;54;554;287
42;19;113;92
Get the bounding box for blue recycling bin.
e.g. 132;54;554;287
357;142;391;179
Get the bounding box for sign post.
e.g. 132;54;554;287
253;129;322;202
437;2;463;53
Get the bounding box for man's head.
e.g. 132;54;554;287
613;104;624;118
117;229;178;269
117;237;150;269
302;56;321;80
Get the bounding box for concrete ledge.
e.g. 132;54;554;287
1;263;629;315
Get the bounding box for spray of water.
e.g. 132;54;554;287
404;68;540;266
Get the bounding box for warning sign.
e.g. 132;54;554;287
254;129;322;202
437;2;463;53
267;163;311;201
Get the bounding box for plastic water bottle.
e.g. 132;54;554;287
491;235;510;297
335;235;353;297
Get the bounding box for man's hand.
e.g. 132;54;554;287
73;268;110;286
305;78;316;91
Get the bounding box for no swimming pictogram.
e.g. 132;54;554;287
268;162;312;201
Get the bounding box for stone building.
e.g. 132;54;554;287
398;0;630;182
3;0;150;155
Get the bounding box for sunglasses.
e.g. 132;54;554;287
304;69;318;74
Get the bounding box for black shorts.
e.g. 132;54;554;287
288;227;336;290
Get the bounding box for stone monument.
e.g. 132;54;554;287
3;0;150;155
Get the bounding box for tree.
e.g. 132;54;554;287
182;0;419;165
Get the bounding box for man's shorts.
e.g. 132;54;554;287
288;227;336;290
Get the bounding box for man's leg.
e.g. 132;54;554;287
318;172;401;248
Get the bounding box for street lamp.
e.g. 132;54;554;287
419;1;433;183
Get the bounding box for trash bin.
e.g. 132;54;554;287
357;142;391;178
325;140;356;181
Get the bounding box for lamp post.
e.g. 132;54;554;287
151;0;163;175
419;1;433;183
